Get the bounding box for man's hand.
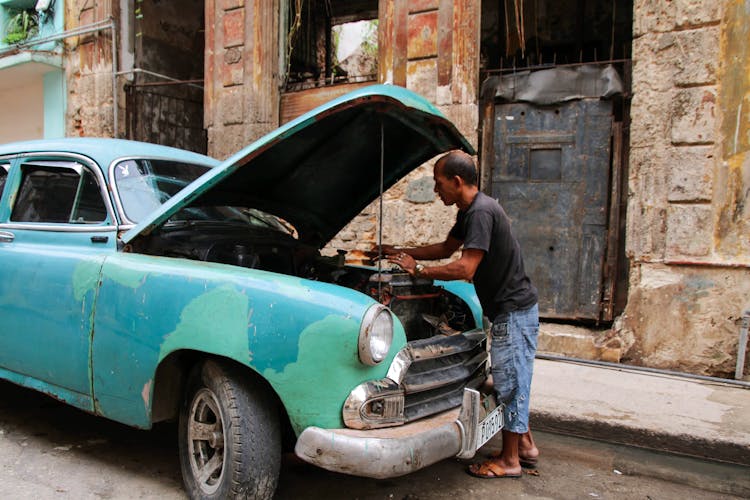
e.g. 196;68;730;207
387;251;417;275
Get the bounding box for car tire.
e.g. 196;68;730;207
178;360;280;499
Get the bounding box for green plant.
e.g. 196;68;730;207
3;8;39;44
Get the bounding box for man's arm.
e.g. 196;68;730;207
389;248;484;281
379;236;462;261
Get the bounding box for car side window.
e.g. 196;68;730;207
10;162;108;224
0;163;8;196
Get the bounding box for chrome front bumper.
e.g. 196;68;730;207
294;388;499;479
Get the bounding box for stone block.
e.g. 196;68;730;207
626;146;669;260
219;87;244;125
208;124;247;159
665;204;712;257
409;0;439;13
620;264;749;376
80;7;95;28
222;8;244;48
630;86;673;147
632;0;675;36
407;10;438;59
222;48;243;86
405;176;436;203
670;87;717;144
632;34;678;93
439;104;479;149
406;59;437;103
78;41;94;70
673;27;719;86
675;0;721;28
537;323;623;362
220;0;244;10
667;145;715;202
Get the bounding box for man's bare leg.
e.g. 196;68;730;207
519;429;539;463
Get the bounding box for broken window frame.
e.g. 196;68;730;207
11;161;108;225
0;163;9;197
279;0;379;93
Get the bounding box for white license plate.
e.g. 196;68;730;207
477;404;503;449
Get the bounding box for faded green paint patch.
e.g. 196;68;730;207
263;314;404;434
101;257;150;289
159;284;251;363
72;258;105;301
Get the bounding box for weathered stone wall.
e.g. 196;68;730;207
204;0;280;160
64;1;116;137
203;0;748;377
618;0;750;377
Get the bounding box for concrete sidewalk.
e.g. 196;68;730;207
530;358;750;467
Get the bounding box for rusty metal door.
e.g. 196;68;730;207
486;99;614;321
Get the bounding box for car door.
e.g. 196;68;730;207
0;155;117;410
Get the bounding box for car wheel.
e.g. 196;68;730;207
178;360;280;499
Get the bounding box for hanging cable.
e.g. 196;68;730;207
377;120;385;296
610;0;616;60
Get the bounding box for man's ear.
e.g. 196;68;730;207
452;175;464;188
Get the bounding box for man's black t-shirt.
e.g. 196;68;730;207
449;191;537;320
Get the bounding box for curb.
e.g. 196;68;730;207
531;409;750;467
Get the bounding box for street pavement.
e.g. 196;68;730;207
530;358;750;467
2;358;749;498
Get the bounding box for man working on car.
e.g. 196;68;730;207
379;150;540;479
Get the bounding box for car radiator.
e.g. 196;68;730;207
399;330;488;421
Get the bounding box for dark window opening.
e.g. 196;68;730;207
125;0;207;154
11;163;107;224
283;0;378;92
481;0;633;75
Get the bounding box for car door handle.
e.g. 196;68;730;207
91;235;109;244
0;231;14;243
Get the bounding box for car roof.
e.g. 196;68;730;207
0;138;220;174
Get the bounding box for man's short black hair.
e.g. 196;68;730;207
437;150;477;186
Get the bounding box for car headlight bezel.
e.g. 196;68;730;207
358;304;394;366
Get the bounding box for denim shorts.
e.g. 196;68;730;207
490;303;539;434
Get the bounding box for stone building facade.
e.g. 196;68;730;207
620;0;749;376
201;0;749;377
3;0;746;377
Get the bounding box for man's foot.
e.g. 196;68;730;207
519;431;539;468
467;460;522;479
488;450;538;468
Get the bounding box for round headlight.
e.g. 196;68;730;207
358;304;394;366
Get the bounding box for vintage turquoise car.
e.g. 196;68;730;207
0;85;500;499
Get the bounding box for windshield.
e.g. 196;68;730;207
113;159;292;234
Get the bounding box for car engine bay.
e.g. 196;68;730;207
128;222;477;340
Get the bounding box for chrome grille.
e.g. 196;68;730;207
400;330;488;422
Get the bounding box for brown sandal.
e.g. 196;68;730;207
467;461;522;479
489;452;539;469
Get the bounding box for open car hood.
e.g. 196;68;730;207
122;85;474;247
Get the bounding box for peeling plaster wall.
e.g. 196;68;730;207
64;1;116;138
620;0;750;377
204;0;280;160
